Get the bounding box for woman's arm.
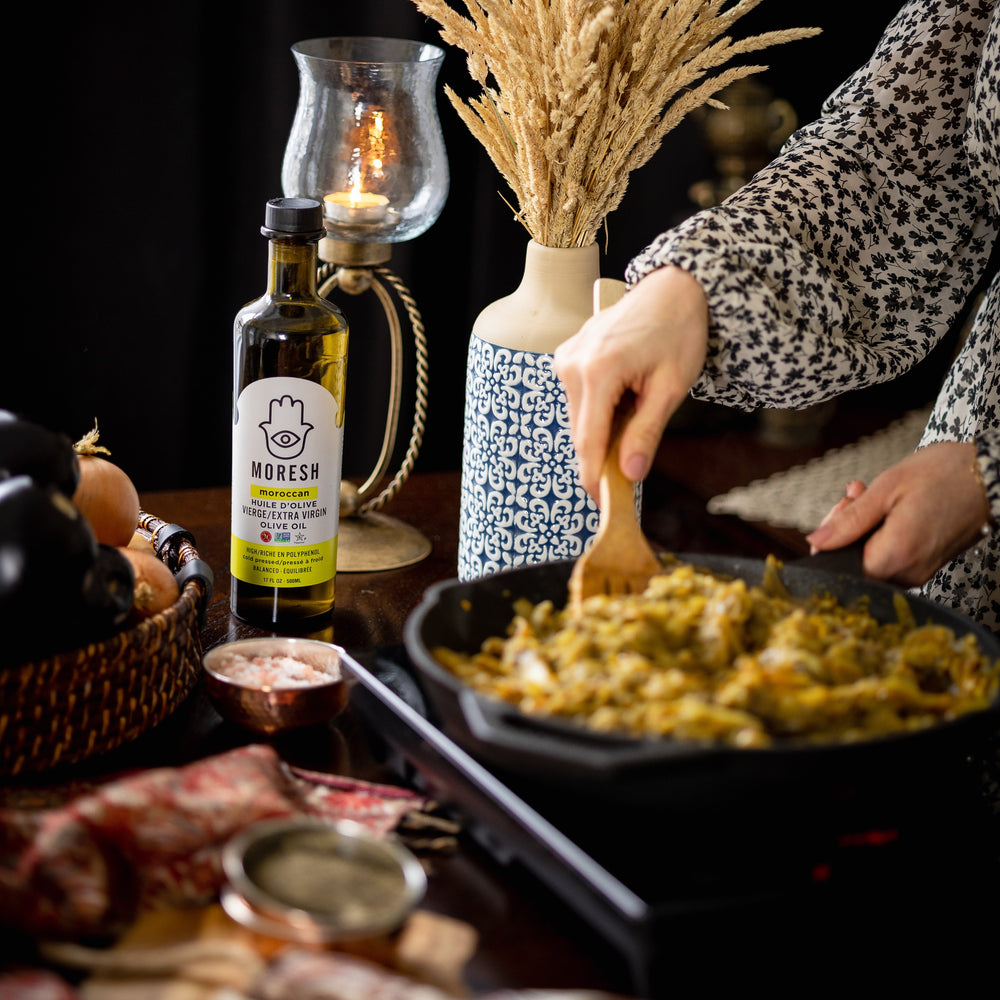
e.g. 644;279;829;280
630;0;997;411
556;1;998;494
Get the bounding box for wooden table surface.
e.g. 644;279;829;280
12;410;946;995
126;450;816;996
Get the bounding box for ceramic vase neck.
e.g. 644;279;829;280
472;240;600;353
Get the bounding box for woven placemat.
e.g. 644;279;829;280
707;407;931;533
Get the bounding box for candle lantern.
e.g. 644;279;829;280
282;36;448;571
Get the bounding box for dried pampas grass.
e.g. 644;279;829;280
411;0;819;247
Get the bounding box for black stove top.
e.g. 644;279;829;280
344;647;1000;996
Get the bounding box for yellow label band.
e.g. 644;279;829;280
250;484;319;501
231;535;337;587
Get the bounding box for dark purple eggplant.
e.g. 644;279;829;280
0;476;133;666
0;410;80;497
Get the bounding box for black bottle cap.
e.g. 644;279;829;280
261;197;326;241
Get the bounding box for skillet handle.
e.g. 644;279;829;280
793;530;875;578
457;689;691;774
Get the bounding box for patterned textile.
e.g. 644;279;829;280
708;407;931;531
630;0;1000;631
0;745;425;940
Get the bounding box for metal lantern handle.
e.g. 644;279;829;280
317;263;429;516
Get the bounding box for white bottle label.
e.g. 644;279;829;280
230;377;342;588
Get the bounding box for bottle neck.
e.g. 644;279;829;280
266;238;319;297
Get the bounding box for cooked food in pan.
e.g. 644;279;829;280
432;558;1000;748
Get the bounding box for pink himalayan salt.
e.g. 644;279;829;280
214;653;339;689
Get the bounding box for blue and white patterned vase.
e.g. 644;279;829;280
458;240;602;580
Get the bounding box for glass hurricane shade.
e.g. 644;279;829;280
282;37;449;245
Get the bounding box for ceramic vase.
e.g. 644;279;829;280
458;240;602;580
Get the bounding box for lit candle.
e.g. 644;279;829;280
323;186;390;225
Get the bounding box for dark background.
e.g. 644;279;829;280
9;0;904;492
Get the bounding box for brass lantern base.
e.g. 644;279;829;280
318;240;432;574
336;511;432;572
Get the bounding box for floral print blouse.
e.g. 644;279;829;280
629;0;1000;633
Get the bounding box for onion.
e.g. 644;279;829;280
118;547;180;619
72;422;141;547
128;529;155;551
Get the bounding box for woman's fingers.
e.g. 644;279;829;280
617;365;696;484
554;266;710;498
554;309;635;495
808;483;882;552
813;480;868;534
806;443;989;587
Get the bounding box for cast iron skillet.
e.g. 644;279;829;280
403;552;1000;802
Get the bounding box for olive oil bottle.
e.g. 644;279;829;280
230;197;348;626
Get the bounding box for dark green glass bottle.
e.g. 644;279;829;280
230;198;348;627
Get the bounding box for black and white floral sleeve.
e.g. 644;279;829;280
919;270;1000;628
627;0;999;412
628;0;1000;631
914;2;999;630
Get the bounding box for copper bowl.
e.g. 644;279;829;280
202;637;349;735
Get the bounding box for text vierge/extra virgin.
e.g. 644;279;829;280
244;491;328;530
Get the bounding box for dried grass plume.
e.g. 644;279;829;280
412;0;820;247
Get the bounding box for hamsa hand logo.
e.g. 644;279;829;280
259;395;313;460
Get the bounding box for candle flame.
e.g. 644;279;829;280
343;107;388;202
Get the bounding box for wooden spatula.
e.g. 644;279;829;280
567;280;663;612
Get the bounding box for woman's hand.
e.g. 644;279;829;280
553;265;709;498
805;441;991;587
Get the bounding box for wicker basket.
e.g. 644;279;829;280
0;512;213;777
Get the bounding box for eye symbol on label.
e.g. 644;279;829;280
270;429;302;449
260;395;313;460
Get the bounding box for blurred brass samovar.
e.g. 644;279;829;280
689;80;836;447
689;78;797;208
